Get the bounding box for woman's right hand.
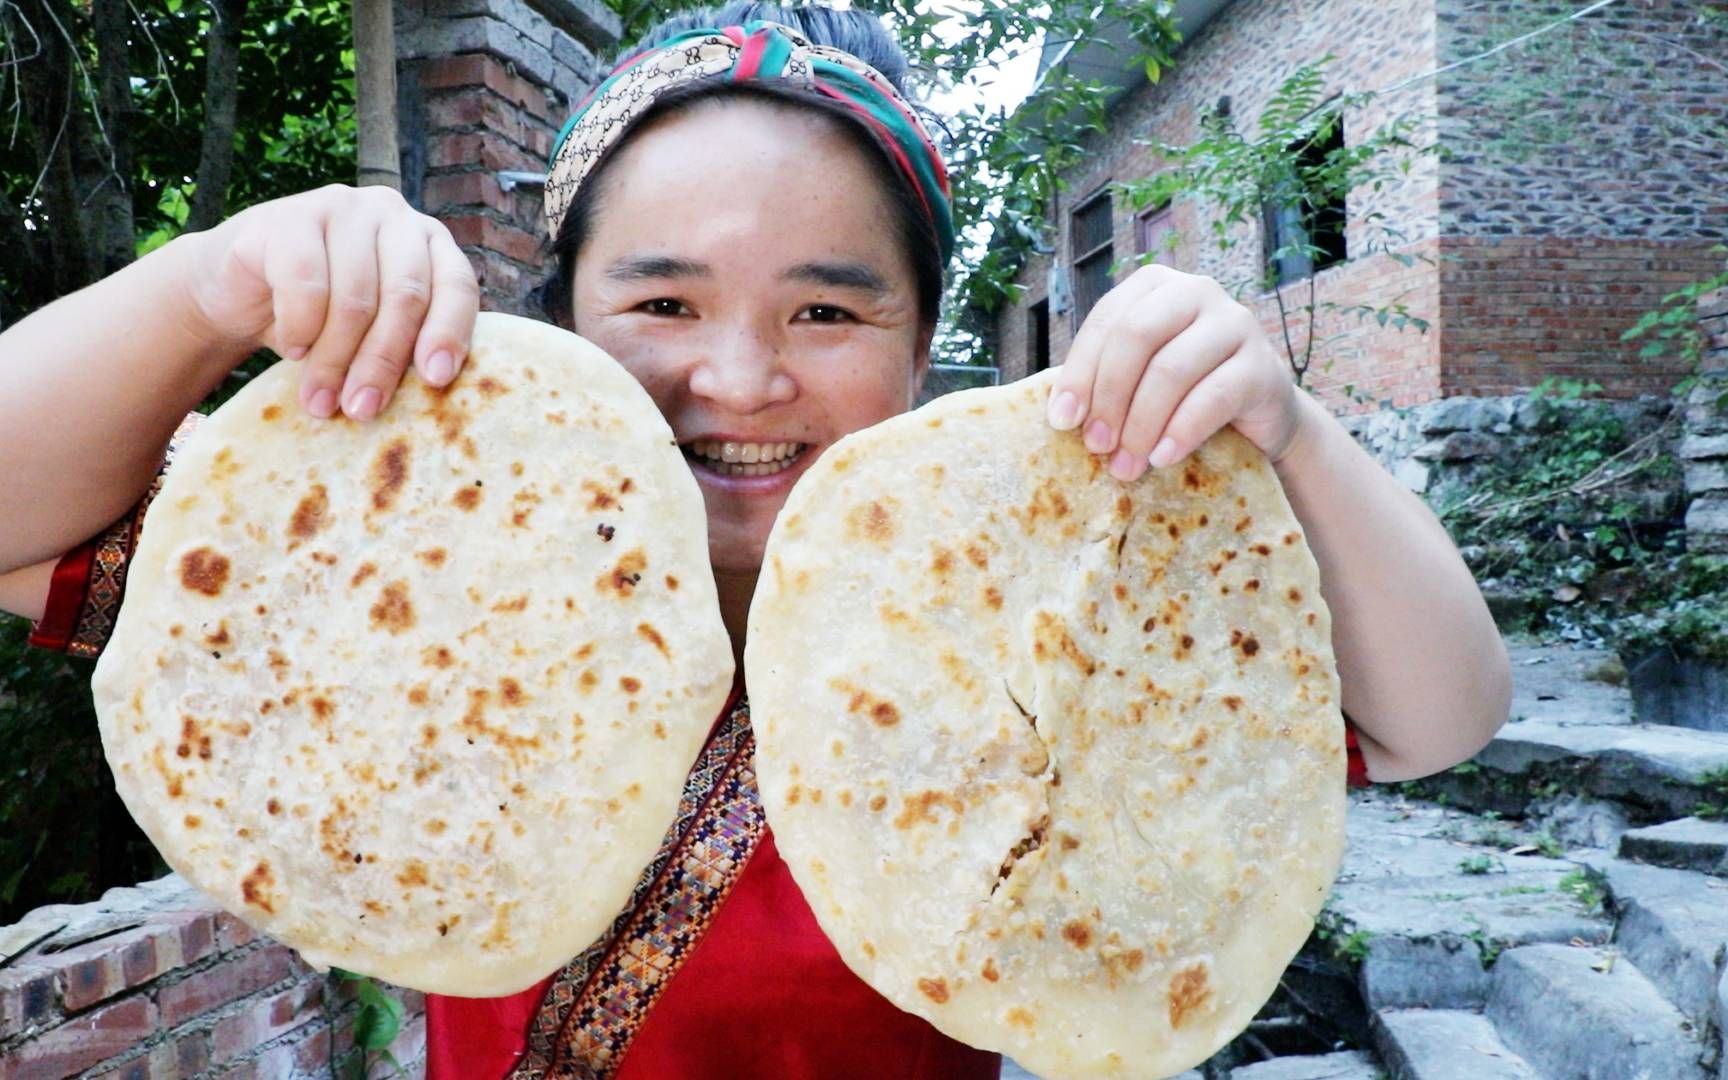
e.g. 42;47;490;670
178;184;480;421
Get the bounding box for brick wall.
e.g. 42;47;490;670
396;0;620;315
996;0;1728;409
0;876;425;1079
1433;0;1728;397
996;0;1442;410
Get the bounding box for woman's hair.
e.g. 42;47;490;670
536;2;947;334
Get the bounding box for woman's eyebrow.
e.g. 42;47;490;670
604;254;710;282
781;260;891;297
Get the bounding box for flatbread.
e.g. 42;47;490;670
746;371;1346;1079
92;312;733;996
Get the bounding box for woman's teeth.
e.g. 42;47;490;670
687;441;806;477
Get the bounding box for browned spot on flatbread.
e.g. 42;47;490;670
583;480;619;510
454;486;481;512
1032;611;1096;676
637;623;669;657
1061;921;1093;949
831;679;900;727
397;860;430;888
916;977;949;1004
845;499;898;545
266;798;281;816
868;794;887;812
370;581;415;634
619;677;641;694
1006;1007;1035;1030
499;678;525;706
177;716;213;761
981;958;1000;982
351;562;378;588
983;585;1003;609
423;645;454;669
370;438;410;512
893;790;964;830
417;548;448;568
964;542;989;570
179;547;231;596
664;575;679;591
599;548;648;596
241;861;277;913
930;545;954;576
1168;964;1212;1029
261;405;283;422
477;376;508;398
1231;629;1261;658
491;595;528;613
184;814;201;828
289;485;329;546
204;622;231;648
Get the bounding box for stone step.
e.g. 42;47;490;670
1486;943;1711;1080
1439;718;1728;821
1228;1050;1380;1079
1330;797;1610;1011
1599;857;1728;1030
1372;1008;1544;1079
1620;817;1728;876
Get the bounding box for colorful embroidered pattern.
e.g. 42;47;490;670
63;413;205;658
512;695;766;1079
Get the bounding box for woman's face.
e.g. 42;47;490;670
570;98;932;575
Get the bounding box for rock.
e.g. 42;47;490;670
1417;397;1501;436
1527;793;1632;849
1681;433;1728;461
1620;817;1728;876
1687;460;1728;495
1412;431;1501;463
1627;652;1728;733
1372;1008;1543;1079
1360;936;1489;1010
1393;458;1431;493
1687;494;1728;544
1474;718;1728;820
1229;1050;1380;1079
1487;944;1709;1080
1601;858;1728;1025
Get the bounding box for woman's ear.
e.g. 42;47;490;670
909;320;935;404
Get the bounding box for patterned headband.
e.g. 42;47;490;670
543;19;955;266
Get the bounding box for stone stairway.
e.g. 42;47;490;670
1004;644;1728;1080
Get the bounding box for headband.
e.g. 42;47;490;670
543;19;955;266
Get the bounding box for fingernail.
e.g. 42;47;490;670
1149;437;1180;468
283;346;307;362
1109;448;1141;482
425;350;455;386
1047;390;1080;430
346;386;382;421
1084;419;1114;454
307;387;337;419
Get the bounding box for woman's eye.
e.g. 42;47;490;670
799;305;854;324
639;298;687;317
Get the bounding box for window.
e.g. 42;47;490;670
1135;201;1177;269
1264;114;1347;287
1028;299;1051;374
1070;187;1114;328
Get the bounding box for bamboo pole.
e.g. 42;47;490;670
353;0;401;190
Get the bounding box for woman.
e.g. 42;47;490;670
0;4;1511;1076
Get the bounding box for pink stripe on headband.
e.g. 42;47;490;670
734;27;771;81
810;79;935;223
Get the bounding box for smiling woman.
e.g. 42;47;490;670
0;0;1513;1076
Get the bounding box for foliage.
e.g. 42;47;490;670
1557;868;1605;914
0;1;355;919
1456;853;1500;876
1116;56;1426;386
1692;767;1728;822
1622;245;1728;395
329;969;408;1079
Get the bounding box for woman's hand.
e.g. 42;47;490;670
1045;265;1302;481
178;184;479;421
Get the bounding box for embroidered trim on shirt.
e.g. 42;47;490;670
44;413;205;658
512;695;766;1080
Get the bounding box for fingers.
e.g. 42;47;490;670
262;222;330;366
417;223;479;388
1045;265;1172;432
298;212;382;418
339;218;434;421
1078;292;1203;458
1108;317;1244;481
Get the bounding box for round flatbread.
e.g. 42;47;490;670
746;371;1346;1079
92;312;733;997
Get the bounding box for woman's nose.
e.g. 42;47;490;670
687;325;798;412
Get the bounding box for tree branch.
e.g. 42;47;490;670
187;0;247;232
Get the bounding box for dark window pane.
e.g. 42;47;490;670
1072;191;1113;258
1265;115;1347;286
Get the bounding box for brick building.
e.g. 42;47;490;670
991;0;1728;410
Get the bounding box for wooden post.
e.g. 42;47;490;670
353;0;400;190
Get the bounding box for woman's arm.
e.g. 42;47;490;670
1272;391;1511;781
1046;265;1511;781
0;185;477;575
0;560;54;622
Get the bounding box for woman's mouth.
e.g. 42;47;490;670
683;440;810;478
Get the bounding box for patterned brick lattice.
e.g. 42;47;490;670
995;0;1727;411
395;0;621;316
0;876;426;1079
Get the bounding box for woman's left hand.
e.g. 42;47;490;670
1044;265;1304;481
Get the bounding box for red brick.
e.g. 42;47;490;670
423;171;511;215
0;961;57;1040
156;945;297;1027
210;980;323;1064
0;995;156;1080
214;913;256;952
429;132;485;169
427;90;484;130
